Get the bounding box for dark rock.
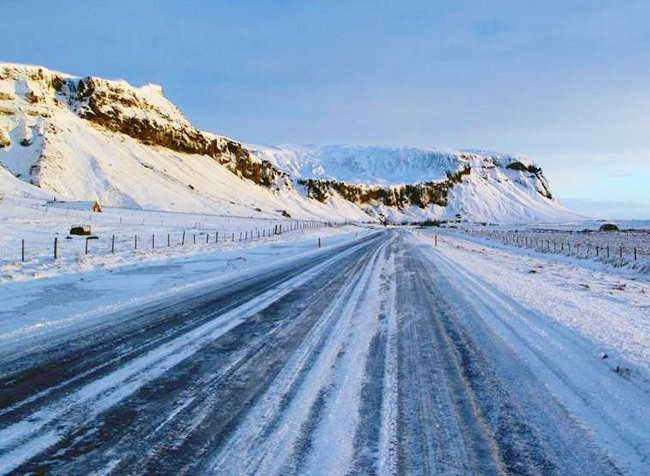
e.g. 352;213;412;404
599;223;619;232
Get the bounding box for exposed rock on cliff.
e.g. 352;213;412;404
0;63;577;224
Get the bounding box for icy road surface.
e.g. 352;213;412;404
0;230;648;474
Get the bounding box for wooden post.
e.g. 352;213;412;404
216;232;219;243
435;234;438;247
206;234;209;244
318;237;321;248
85;237;89;255
21;239;25;262
111;235;115;253
634;248;637;261
135;235;138;250
54;237;58;259
182;231;185;246
168;234;171;247
152;234;155;249
193;234;196;244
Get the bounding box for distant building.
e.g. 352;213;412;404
47;200;102;213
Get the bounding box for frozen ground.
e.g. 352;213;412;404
0;198;349;283
0;229;648;474
457;225;650;274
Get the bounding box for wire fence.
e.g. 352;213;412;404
0;192;341;268
462;228;650;273
4;224;321;264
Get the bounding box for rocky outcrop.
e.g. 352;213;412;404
299;166;472;208
65;77;290;188
0;64;290;189
506;161;552;199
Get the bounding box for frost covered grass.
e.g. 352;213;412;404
459;226;650;274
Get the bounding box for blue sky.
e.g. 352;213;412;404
3;0;650;218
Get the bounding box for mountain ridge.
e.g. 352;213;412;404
0;63;578;224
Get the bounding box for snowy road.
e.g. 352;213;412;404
0;230;648;474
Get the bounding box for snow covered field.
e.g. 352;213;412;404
458;226;650;274
0;196;353;283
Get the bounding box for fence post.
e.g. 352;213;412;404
216;232;219;243
54;237;58;259
318;237;321;248
135;235;138;250
607;245;610;258
206;234;209;244
634;248;637;261
21;239;25;262
85;237;89;255
182;231;185;246
112;235;115;253
152;234;155;249
168;234;170;247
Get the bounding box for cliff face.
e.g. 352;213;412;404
0;64;290;189
298;166;472;209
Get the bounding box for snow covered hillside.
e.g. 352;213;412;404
0;64;367;222
252;144;580;224
1;63;577;224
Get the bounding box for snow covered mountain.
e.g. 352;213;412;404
0;63;367;221
0;63;577;224
251;145;578;223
